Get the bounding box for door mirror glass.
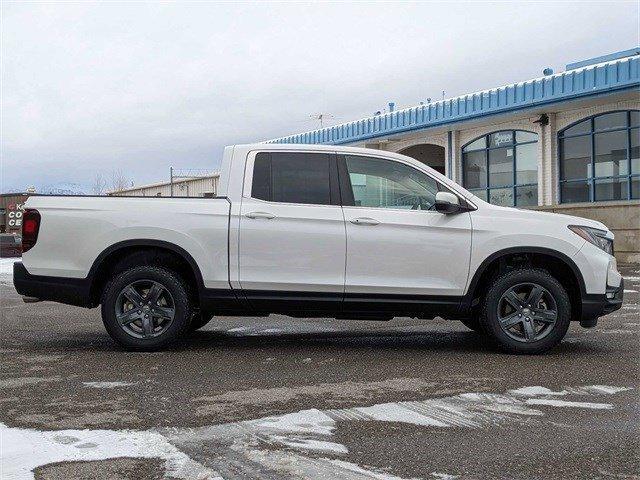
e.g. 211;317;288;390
434;191;461;214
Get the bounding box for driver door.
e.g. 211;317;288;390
340;154;472;297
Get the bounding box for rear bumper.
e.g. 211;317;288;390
581;279;624;325
13;262;94;308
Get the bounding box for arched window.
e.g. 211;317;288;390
462;130;538;206
559;110;639;203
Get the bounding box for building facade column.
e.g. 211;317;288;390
538;113;557;206
450;130;462;184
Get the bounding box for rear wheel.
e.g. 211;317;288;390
480;268;571;354
101;266;192;351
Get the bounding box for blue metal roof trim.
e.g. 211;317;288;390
266;55;640;146
566;47;640;70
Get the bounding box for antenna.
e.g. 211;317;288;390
309;113;334;128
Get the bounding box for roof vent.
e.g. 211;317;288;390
542;67;553;76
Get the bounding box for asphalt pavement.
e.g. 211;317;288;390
1;265;639;480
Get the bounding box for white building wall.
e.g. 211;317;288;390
110;175;219;197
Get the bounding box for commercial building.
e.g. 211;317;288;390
108;174;219;198
268;48;640;263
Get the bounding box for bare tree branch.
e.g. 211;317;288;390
109;169;130;192
92;173;107;195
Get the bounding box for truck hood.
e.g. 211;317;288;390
482;203;609;232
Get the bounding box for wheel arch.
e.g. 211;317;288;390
464;247;586;320
88;239;205;306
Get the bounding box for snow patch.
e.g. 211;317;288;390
509;386;567;396
0;423;220;480
578;385;632;395
0;257;20;287
254;408;335;436
525;399;613;409
82;381;137;389
271;435;348;454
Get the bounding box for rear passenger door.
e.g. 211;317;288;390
238;151;345;311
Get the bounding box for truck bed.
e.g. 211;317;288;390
22;195;231;290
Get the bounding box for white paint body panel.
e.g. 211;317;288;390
343;207;471;295
22;143;618;300
239;199;346;292
22;196;231;289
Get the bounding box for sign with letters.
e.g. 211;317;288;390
7;202;24;228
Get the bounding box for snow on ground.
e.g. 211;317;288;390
0;257;20;287
82;381;138;389
0;424;219;480
1;384;631;480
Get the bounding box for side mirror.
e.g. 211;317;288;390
434;191;461;214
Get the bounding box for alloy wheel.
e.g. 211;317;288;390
115;280;175;339
497;282;558;343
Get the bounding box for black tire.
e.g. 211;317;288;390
479;268;571;354
189;312;214;331
460;314;486;334
101;266;193;351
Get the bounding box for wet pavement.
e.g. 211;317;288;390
1;265;639;479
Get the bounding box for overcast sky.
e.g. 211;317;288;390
2;1;638;192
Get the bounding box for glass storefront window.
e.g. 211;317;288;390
594;130;628;177
631;128;639;173
516;185;538;207
515;143;538;184
595;177;628;201
462;130;538;207
560;136;592;180
563;119;591;136
463;150;487;189
489;188;514;206
561;181;590;203
559;110;639;203
489;131;513;148
463;137;486;152
488;148;513;187
594;112;627;131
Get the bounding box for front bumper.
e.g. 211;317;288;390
13;262;93;308
580;279;624;327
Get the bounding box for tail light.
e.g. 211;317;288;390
22;209;41;253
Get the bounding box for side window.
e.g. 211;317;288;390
251;152;333;205
344;155;441;210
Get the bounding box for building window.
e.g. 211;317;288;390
462;130;538;207
559;110;639;203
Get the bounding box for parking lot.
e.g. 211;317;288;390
1;264;639;480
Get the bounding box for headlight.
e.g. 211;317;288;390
568;225;614;255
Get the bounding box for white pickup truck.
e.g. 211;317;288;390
14;144;623;353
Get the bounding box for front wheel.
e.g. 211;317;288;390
480;268;571;354
101;266;193;351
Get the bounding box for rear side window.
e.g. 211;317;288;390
251;152;333;205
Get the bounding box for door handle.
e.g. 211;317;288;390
350;217;380;226
245;211;276;219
